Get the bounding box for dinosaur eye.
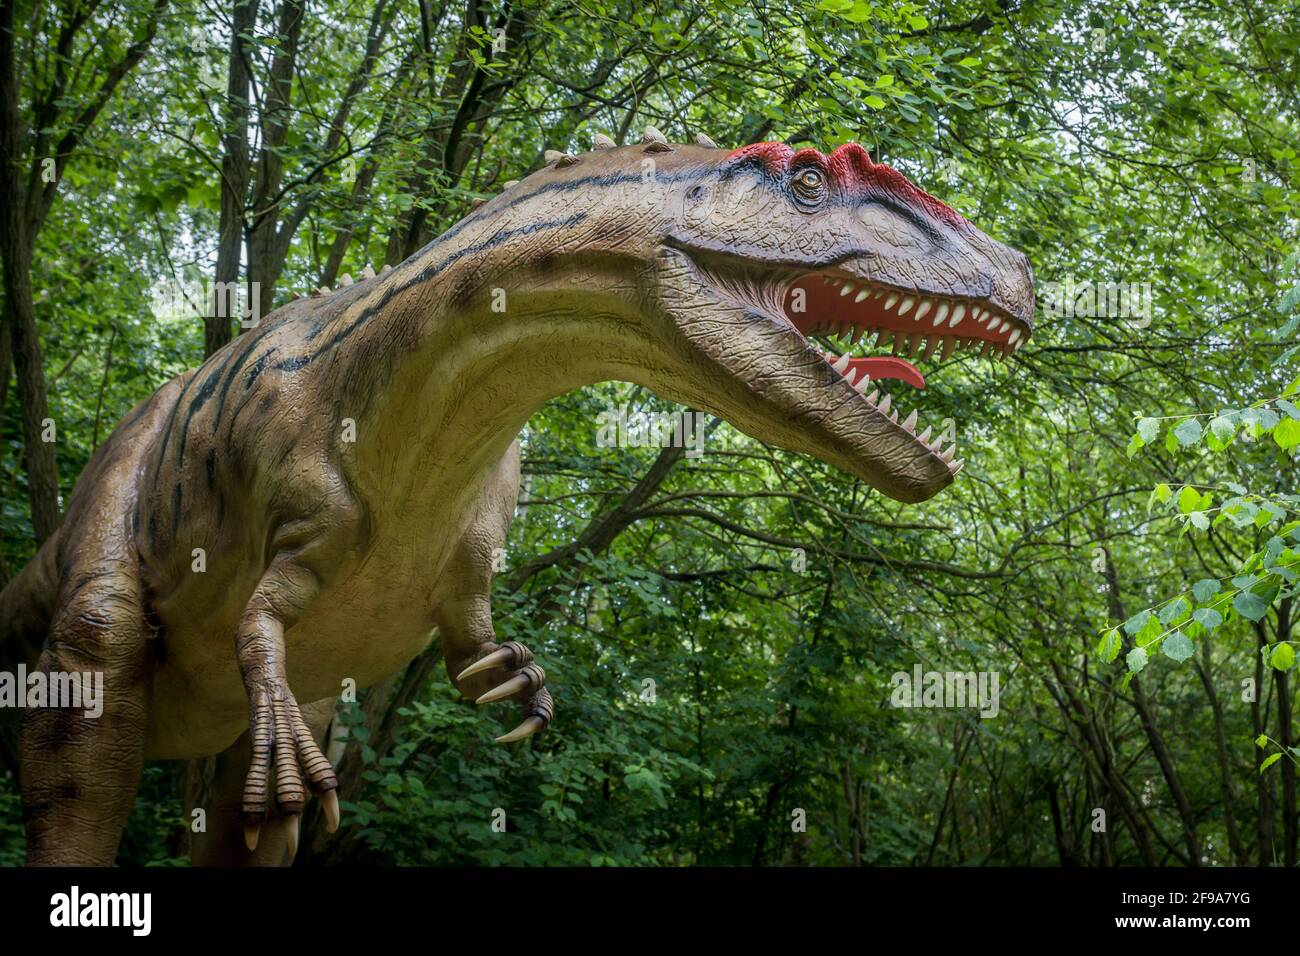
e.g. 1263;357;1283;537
791;167;828;207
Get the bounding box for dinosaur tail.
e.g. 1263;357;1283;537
0;531;60;671
0;531;61;773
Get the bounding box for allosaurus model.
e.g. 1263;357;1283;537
0;129;1034;864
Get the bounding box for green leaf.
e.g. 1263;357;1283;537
1261;753;1282;773
1161;631;1194;662
1126;646;1148;674
1176;485;1202;513
1274;417;1300;450
1192;607;1222;632
1270;642;1296;671
1191;578;1219;603
1256;734;1269;748
1173;418;1203;446
1233;591;1271;622
864;95;887;109
1097;629;1122;662
1137;417;1159;442
1208;416;1235;441
1122;609;1152;636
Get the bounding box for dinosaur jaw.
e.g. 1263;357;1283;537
779;271;1031;462
657;248;1031;502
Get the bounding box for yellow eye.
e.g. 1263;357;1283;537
792;167;827;206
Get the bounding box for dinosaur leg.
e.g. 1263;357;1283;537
186;697;336;865
435;441;554;742
235;552;345;851
20;560;151;865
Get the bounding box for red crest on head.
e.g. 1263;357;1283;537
726;141;969;230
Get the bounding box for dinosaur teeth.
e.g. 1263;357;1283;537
884;292;899;309
866;389;880;405
841;281;855;296
932;302;949;327
949;304;964;328
898;295;915;316
902;409;918;432
854;373;872;394
832;353;852;374
950;458;965;475
854;287;869;302
915;299;932;321
878;392;892;414
917;426;932;444
1008;328;1022;346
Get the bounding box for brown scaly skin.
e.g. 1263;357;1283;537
0;128;1034;865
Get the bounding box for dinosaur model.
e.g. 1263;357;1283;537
0;128;1034;865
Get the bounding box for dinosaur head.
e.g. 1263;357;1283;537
477;133;1034;503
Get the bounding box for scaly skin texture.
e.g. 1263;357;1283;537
0;130;1034;865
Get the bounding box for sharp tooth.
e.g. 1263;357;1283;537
893;336;906;356
949;304;965;328
979;341;995;358
866;389;880;404
915;299;932;321
855;288;870;303
949;458;965;474
885;293;899;309
933;303;949;327
832;353;851;373
854;374;871;393
898;295;915;316
917;426;932;443
902;409;918;432
941;337;956;360
889;408;898;423
1013;338;1025;353
906;332;922;356
878;392;892;414
874;288;885;298
877;331;893;348
940;444;956;463
997;318;1011;333
1008;328;1022;346
844;369;858;386
850;326;863;345
840;282;855;297
921;337;940;361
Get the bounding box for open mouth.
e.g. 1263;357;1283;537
778;271;1031;472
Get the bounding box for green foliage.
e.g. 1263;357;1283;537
3;0;1300;866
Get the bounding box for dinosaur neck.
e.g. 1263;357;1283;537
330;231;662;510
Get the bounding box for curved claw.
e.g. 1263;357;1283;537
476;671;532;705
285;813;300;859
457;645;516;681
321;788;340;833
495;715;546;744
244;822;261;852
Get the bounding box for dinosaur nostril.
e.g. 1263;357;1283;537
687;185;705;200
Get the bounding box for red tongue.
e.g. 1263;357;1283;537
835;356;926;389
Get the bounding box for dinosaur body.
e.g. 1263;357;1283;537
1;130;1034;864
